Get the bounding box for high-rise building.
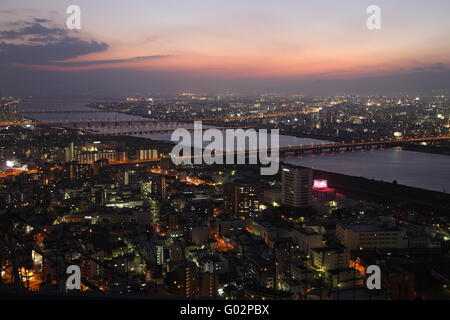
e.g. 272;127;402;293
119;170;130;185
0;98;22;122
199;272;218;298
93;158;109;175
138;149;158;160
95;189;107;205
223;182;259;217
160;157;173;171
150;175;167;197
281;164;313;207
149;241;165;266
64;142;75;163
62;162;92;181
167;262;199;298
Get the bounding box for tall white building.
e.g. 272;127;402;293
281;164;313;207
336;223;407;250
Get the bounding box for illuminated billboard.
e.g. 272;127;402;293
313;179;328;189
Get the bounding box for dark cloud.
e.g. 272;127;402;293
413;62;449;73
49;55;170;67
0;20;109;65
27;35;61;43
0;20;66;41
0;20;168;68
33;18;52;24
0;37;109;64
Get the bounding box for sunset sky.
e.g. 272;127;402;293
1;0;450;95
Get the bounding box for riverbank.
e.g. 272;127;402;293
313;169;450;215
399;143;450;156
278;129;340;142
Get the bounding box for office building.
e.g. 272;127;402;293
281;164;313;207
336;223;407;250
224;182;259;217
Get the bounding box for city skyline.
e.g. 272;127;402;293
1;0;450;306
1;0;450;96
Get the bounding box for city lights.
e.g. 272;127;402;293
0;0;449;308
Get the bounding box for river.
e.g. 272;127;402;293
21;101;450;193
